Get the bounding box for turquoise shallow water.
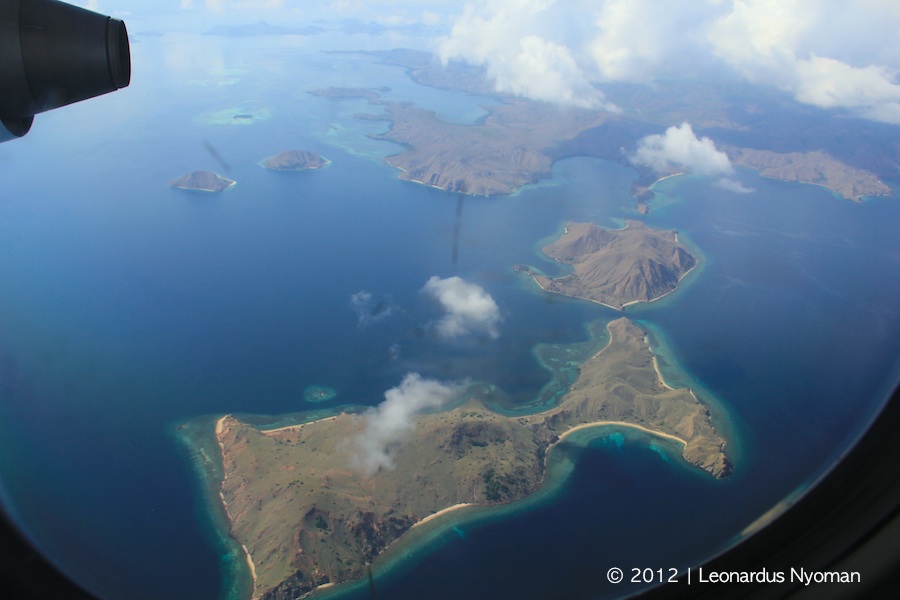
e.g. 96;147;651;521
0;33;898;600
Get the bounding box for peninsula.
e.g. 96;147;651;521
372;101;612;195
309;86;614;196
168;170;235;192
213;317;729;599
262;150;330;171
726;148;892;201
519;221;697;310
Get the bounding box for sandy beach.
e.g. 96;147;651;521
411;503;475;529
552;420;688;449
620;259;699;309
260;414;342;434
527;271;624;311
650;172;685;186
528;224;699;311
651;354;675;390
214;416;259;592
242;544;258;585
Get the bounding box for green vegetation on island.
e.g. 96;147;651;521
212;317;729;599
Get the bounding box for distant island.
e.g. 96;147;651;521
518;221;697;310
214;317;730;599
310;51;896;204
262;150;331;171
372;101;612;195
726;148;892;202
168;171;235;192
310;86;613;196
308;86;389;105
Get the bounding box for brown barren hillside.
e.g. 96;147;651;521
728;148;892;201
168;170;235;192
522;220;697;309
373;101;612;195
213;317;729;599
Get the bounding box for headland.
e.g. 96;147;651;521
212;317;730;599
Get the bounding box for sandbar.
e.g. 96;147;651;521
410;503;476;529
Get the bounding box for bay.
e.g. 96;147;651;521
0;32;898;600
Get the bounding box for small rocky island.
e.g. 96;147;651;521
168;171;235;192
519;221;697;310
213;317;729;599
262;150;330;171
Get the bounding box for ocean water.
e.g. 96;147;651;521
0;32;899;600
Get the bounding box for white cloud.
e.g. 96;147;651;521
72;0;101;10
438;0;900;123
792;56;900;124
421;276;502;340
707;0;900;123
632;123;733;177
421;11;442;25
350;290;397;327
588;0;723;83
437;0;614;109
715;177;754;194
178;0;284;11
349;373;463;476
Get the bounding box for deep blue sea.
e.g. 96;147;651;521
0;32;899;600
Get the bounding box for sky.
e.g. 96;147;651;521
73;0;900;125
435;0;900;123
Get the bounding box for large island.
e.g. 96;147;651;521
519;220;697;310
308;50;898;209
310;86;613;196
372;101;613;195
214;317;729;599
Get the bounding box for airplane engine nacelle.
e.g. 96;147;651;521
0;0;130;142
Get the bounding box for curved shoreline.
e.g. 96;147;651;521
524;221;700;311
214;417;259;593
551;420;688;451
410;503;476;529
259;414;342;434
209;317;729;598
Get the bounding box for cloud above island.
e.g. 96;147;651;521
631;123;733;177
421;276;502;340
103;1;900;123
436;0;900;124
631;122;752;192
436;1;615;109
349;373;464;475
